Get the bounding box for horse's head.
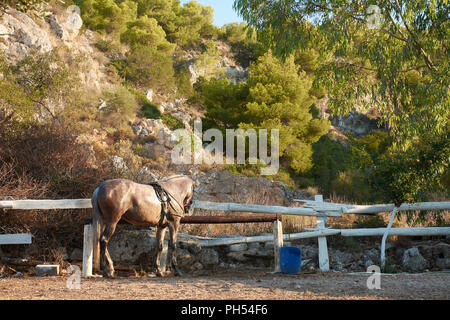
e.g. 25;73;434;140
159;175;195;216
182;177;195;216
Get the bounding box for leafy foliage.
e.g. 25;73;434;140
75;0;137;34
0;0;46;13
234;0;449;204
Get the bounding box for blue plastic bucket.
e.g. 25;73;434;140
279;246;302;274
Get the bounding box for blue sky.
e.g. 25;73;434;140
180;0;244;27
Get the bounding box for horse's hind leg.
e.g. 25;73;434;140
155;226;167;277
100;222;117;278
168;219;183;276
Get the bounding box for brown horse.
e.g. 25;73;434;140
91;175;195;278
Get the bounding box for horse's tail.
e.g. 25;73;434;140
91;185;103;272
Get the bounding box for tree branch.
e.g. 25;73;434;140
393;0;435;71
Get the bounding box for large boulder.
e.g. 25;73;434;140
108;229;157;264
402;247;429;272
193;169;303;205
198;248;219;267
329;111;379;138
0;9;53;63
418;242;450;270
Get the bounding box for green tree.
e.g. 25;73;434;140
170;0;215;47
120;15;175;53
117;15;176;91
75;0;137;34
242;52;329;173
197;77;250;128
234;0;449;203
120;45;175;90
3;51;81;121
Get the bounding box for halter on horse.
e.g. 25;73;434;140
91;175;195;277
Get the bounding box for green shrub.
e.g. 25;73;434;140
122;45;175;91
126;86;161;119
197;77;249;128
174;65;194;97
75;0;137;34
161;113;184;130
100;85;140;128
331;169;372;203
94;38;120;54
309;134;355;195
120;16;175;54
194;40;226;80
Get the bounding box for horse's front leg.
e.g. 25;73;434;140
168;219;183;276
155;226;167;277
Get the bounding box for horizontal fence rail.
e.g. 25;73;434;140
294;199;450;214
3;199;449;215
196;227;450;247
0;199;92;210
0;233;32;245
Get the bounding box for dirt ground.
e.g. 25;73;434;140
0;269;449;300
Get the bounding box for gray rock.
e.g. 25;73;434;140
108;229;157;264
299;246;318;260
47;14;68;41
70;248;83;261
264;242;274;251
186;243;202;255
228;243;248;252
330;111;379;138
402;247;429;272
227;251;248;262
0;9;53;63
248;242;262;251
199;248;219;267
331;250;353;266
435;258;450;269
365;248;380;264
190;261;203;271
176;248;195;267
111;155;128;172
146;89;153;101
364;259;375;270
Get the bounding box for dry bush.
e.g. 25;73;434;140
0;117;116;262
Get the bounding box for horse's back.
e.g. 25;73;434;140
95;179;162;225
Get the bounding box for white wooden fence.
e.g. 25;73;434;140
1;197;449;276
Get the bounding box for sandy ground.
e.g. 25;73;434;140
0;269;449;300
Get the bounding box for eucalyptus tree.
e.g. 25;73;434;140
234;0;449;203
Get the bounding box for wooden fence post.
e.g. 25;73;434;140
82;224;93;277
315;195;330;271
273;215;283;273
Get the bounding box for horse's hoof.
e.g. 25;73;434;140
103;270;115;278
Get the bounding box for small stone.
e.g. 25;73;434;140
227;251;248;262
364;259;374;270
190;262;203;271
70;248;83;261
228;243;248;252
